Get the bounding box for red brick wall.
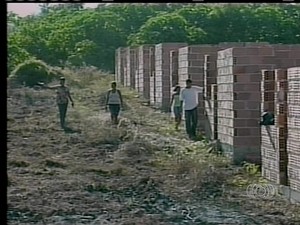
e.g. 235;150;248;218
217;44;300;164
115;48;126;86
178;45;219;130
155;43;187;111
115;48;119;83
261;70;279;183
149;47;156;105
204;54;218;139
217;46;276;164
287;67;300;192
138;45;153;100
170;50;179;94
124;47;138;88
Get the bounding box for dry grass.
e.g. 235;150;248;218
7;66;300;225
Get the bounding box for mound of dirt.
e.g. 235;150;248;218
9;59;60;87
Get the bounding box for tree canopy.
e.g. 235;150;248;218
7;3;300;74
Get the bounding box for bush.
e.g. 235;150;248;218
8;59;60;87
7;45;34;75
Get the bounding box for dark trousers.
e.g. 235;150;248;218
58;103;68;128
185;107;198;137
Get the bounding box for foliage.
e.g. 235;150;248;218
8;59;59;87
7;44;34;75
128;13;207;45
242;162;260;176
7;3;300;74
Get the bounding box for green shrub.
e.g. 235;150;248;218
8;59;60;87
7;45;34;75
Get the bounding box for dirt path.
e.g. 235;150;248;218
7;80;300;225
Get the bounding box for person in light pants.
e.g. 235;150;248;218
170;85;182;131
180;79;203;140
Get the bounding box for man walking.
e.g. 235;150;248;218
180;79;203;139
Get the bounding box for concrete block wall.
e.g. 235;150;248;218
275;69;289;186
134;47;140;91
123;47;130;87
115;48;126;86
124;47;137;88
217;44;300;165
149;46;156;105
154;43;187;111
170;50;179;93
287;67;300;192
178;43;253;134
261;69;290;186
217;46;278;164
178;45;219;131
137;45;153;100
261;70;279;183
115;48;120;83
120;48;127;86
204;54;218;140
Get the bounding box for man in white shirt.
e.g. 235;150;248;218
180;79;204;139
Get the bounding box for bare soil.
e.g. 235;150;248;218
7;73;300;225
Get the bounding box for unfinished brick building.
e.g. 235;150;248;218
261;67;300;202
287;67;300;196
137;45;153;100
115;47;126;85
125;47;138;88
261;69;289;184
170;50;179;93
217;46;276;164
149;46;156;105
261;69;278;183
204;54;219;140
115;48;120;83
178;45;220;130
154;43;187;111
217;44;300;164
203;43;271;140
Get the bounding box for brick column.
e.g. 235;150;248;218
212;84;218;140
261;70;279;184
120;48;126;86
138;45;152;100
287;67;300;192
149;47;156;105
170;50;179;93
275;69;289;186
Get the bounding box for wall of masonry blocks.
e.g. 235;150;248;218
149;46;156;105
115;47;126;85
124;47;138;88
115;43;300;195
217;44;300;165
177;43;262;136
261;70;279;184
178;45;219;130
261;67;300;194
204;54;218;140
170;50;179;93
137;45;153;100
287;67;300;192
154;43;187;111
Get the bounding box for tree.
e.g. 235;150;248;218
7;3;300;74
129;12;207;45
